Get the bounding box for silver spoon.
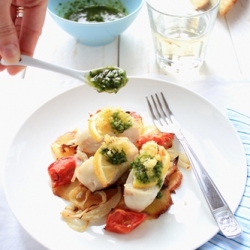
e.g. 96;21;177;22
1;55;128;93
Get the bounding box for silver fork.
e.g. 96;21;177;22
146;92;242;238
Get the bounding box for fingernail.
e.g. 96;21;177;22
2;44;19;62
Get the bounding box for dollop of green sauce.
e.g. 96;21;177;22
57;0;128;23
131;155;164;188
88;66;128;93
101;148;127;165
110;112;132;133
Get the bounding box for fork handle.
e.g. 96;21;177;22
175;131;242;238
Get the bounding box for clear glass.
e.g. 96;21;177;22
146;0;220;75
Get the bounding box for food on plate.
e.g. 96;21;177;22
48;156;76;188
104;208;147;234
167;148;191;169
76;107;143;154
137;125;174;149
51;130;77;159
124;141;171;212
47;106;188;234
62;184;122;232
75;135;138;192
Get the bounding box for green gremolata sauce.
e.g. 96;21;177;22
131;155;164;188
57;0;128;23
101;148;127;165
88;66;128;93
110;112;132;133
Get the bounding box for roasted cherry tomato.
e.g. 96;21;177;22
137;133;174;149
105;208;147;234
48;156;76;187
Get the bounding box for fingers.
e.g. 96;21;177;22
0;0;21;73
19;0;48;57
0;0;48;75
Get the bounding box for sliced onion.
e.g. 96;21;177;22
61;187;122;232
61;205;89;232
76;148;88;164
68;186;107;211
167;148;191;169
64;216;89;232
81;186;122;220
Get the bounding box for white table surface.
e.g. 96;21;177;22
1;0;250;249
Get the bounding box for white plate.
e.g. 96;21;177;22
4;77;247;250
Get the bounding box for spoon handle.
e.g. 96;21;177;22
1;55;86;82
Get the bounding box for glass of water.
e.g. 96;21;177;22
146;0;220;75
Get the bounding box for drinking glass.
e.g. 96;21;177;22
146;0;220;74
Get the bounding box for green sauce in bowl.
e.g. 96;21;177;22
57;0;128;23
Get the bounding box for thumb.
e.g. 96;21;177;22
1;43;20;64
0;2;20;63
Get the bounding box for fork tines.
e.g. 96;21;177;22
146;92;173;127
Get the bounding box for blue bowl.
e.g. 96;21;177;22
47;0;144;46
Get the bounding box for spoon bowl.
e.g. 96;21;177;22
1;55;128;93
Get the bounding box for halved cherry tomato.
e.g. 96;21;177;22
137;133;174;149
105;208;147;234
48;156;76;187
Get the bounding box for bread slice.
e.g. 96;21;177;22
219;0;237;15
190;0;237;15
190;0;209;9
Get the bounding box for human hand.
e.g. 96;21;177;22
0;0;48;75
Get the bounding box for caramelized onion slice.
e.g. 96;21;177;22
61;186;122;232
64;216;89;232
82;186;122;220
